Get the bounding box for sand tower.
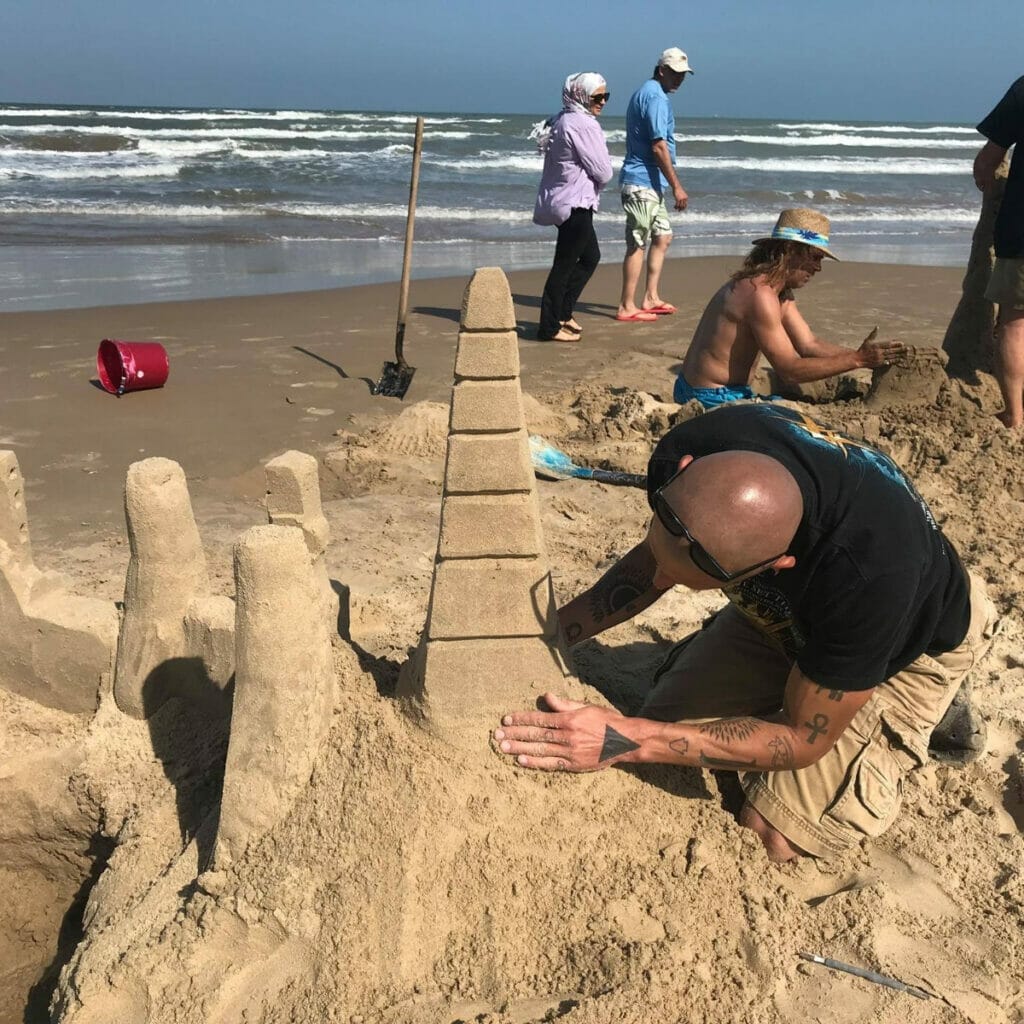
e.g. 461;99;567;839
398;267;582;748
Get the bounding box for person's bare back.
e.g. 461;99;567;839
680;277;772;388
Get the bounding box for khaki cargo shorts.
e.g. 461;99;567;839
621;185;672;252
985;257;1024;311
639;573;997;858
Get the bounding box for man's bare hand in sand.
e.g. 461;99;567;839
494;694;635;773
857;327;906;368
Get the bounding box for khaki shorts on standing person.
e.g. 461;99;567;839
985;257;1024;310
639;572;997;859
622;185;672;252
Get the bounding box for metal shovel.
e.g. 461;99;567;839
374;116;424;399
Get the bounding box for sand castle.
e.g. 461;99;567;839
0;268;589;1022
2;264;1022;1024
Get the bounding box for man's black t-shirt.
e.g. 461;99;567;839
646;405;970;692
978;75;1024;259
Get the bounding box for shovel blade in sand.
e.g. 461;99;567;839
528;435;647;489
374;350;416;399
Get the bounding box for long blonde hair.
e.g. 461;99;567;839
731;240;812;292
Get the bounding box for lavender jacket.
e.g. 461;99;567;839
533;110;613;227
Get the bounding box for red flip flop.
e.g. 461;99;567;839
643;303;677;315
615;311;658;322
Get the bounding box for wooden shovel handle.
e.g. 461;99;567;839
395;117;424;366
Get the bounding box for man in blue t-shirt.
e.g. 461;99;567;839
975;76;1024;428
616;47;693;323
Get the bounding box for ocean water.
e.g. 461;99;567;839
0;103;983;311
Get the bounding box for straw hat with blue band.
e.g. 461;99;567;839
752;208;839;261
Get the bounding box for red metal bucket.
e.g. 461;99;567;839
97;339;169;395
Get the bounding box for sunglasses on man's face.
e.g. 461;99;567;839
591;93;610;104
652;474;785;583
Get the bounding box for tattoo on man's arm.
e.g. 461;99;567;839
698;718;761;743
767;734;795;771
564;622;582;643
803;713;829;743
587;561;656;622
699;752;758;770
814;685;844;702
669;736;689;757
599;725;641;763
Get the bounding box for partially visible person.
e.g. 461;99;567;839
616;47;693;324
974;75;1024;428
532;72;614;343
674;208;905;407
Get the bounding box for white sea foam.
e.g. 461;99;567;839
688;133;978;150
774;122;978;134
0;122;490;142
682;155;969;175
0;162;185;181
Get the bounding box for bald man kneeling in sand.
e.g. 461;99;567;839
495;404;994;863
674;209;905;408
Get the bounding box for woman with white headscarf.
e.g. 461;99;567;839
532;72;613;342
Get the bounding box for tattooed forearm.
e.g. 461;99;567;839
699;752;758;770
587;555;657;622
767;734;795;770
698;717;761;743
803;713;829;743
669;736;689;757
588;579;645;622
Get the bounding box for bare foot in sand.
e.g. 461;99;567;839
739;802;806;863
996;410;1023;429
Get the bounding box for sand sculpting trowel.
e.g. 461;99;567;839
529;435;646;488
374;116;424;399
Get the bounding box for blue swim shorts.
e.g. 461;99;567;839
673;375;776;408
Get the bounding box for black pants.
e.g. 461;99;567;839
539;207;601;337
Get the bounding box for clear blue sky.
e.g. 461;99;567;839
1;0;1021;122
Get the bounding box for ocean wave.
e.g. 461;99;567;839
688;133;978;150
682;155;969;175
0;122;490;142
0;163;185;182
773;122;978;135
0;198;978;227
426;151;544;172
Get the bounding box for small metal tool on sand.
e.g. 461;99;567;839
798;950;931;1000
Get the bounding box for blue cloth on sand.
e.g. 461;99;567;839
673;375;778;408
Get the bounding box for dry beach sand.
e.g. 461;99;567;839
1;256;1023;1023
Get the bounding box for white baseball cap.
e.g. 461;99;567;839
659;47;694;74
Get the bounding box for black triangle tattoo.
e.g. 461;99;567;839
599;725;640;763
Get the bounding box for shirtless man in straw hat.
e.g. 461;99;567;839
673;208;906;408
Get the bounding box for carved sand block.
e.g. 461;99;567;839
0;451;116;714
114;458;233;719
265;449;337;624
216;525;336;865
866;346;949;409
399;268;579;748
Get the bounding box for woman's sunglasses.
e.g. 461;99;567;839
652;471;785;582
591;93;610;104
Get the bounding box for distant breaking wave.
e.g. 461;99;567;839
774;122;978;134
0;197;980;226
